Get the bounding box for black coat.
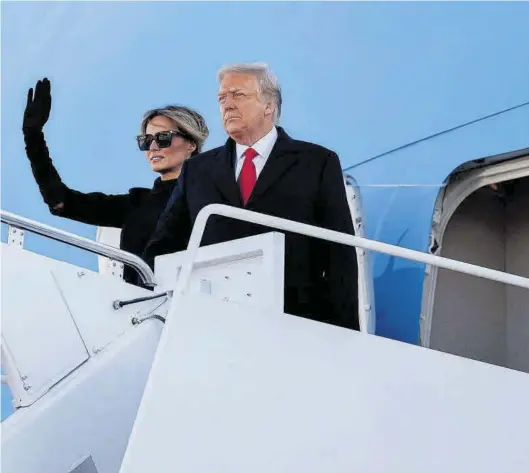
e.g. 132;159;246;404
23;129;177;284
144;127;359;330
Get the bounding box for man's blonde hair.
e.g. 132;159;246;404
217;62;282;123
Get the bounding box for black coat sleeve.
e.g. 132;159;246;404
23;128;130;227
142;163;192;270
315;151;359;331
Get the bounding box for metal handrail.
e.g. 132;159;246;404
165;204;529;333
1;210;155;287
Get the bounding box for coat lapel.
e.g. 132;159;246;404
210;139;243;207
247;127;299;205
209;127;300;207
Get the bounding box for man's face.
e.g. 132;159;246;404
218;73;272;138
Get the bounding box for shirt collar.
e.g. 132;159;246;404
235;126;278;161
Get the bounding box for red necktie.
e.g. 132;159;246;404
238;147;258;205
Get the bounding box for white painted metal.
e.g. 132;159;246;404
1;245;90;407
68;456;99;473
1;230;289;473
421;154;529;347
170;204;529;330
1;243;166;408
121;203;529;472
7;226;25;247
0;211;155;287
155;232;285;312
51;264;164;356
344;174;376;333
120;294;529;473
2;200;529;473
1;230;284;413
2;320;162;473
96;226;124;280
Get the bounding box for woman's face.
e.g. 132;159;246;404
144;115;196;180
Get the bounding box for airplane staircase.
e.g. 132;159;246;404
1;205;529;473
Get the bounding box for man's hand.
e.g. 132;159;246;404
23;78;52;131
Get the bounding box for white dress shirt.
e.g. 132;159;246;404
235;126;278;180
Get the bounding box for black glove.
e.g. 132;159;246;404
23;78;52;131
22;78;66;208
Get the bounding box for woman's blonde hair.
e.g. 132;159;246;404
140;105;209;155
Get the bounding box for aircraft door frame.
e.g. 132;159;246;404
344;173;377;334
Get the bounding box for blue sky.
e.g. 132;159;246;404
2;1;529;419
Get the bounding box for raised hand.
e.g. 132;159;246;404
23;78;52;131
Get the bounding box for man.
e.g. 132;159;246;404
143;63;359;330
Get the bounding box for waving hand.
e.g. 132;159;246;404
23;78;52;131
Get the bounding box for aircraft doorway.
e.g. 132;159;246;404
421;152;529;373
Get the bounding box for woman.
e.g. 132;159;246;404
22;77;209;284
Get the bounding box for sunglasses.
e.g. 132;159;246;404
136;130;191;151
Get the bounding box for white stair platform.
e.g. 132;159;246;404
1;321;162;473
120;293;529;473
1;231;288;473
